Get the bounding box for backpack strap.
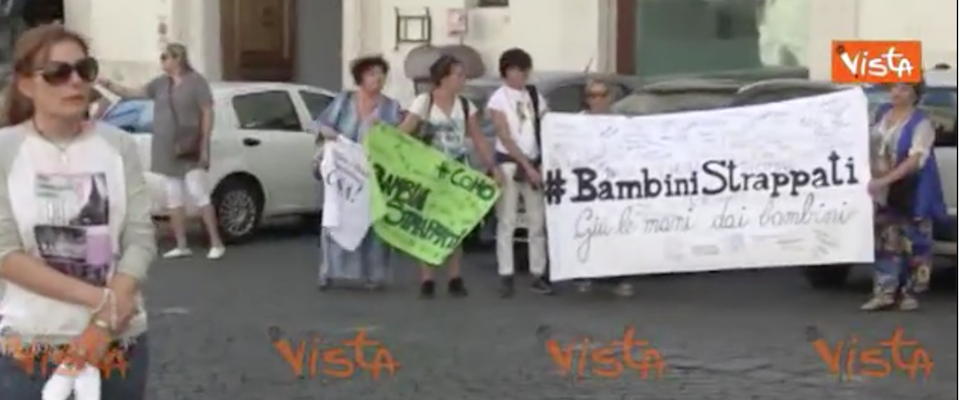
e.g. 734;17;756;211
415;93;434;143
425;93;434;119
526;85;542;148
459;96;469;121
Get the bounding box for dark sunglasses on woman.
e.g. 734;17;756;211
35;57;99;85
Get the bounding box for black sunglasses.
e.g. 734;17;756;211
586;91;608;98
35;57;98;85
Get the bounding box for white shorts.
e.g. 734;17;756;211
165;169;211;208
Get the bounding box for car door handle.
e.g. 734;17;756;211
242;138;261;146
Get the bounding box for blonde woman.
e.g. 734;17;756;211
100;43;225;260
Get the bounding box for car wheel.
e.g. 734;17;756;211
802;265;853;288
212;175;264;243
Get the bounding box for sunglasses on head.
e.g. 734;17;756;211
35;57;98;85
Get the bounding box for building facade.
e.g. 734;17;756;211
2;0;956;101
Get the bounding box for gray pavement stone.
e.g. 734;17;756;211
139;228;957;400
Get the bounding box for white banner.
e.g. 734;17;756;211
320;139;373;251
542;88;875;281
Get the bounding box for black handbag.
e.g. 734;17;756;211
886;174;919;215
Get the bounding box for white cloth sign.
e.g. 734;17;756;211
542;88;875;281
320;138;373;251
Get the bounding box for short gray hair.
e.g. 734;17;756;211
164;43;193;72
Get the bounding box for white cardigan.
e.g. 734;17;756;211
0;122;155;345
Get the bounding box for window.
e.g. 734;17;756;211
605;83;631;102
100;99;154;134
298;90;333;121
477;0;508;7
920;88;957;113
546;84;585;113
920;88;957;145
934;119;956;147
232;90;302;131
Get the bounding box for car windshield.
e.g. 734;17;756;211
863;84;958;110
101;99;154;133
863;84;958;133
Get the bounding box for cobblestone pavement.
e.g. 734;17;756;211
143;229;957;400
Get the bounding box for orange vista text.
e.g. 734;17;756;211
545;326;665;379
272;329;399;379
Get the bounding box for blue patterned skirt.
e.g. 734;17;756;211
873;209;933;295
319;229;392;284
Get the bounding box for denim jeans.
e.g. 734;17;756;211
0;334;149;400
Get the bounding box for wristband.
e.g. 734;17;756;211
90;288;110;314
92;319;110;330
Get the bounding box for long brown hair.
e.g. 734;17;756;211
1;24;90;127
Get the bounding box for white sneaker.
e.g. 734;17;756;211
162;248;193;258
207;247;226;260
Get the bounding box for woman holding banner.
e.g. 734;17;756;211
573;80;633;298
398;54;502;298
865;80;946;311
312;55;402;291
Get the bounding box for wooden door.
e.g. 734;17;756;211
220;0;296;81
615;0;636;75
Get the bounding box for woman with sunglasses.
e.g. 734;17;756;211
574;80;633;298
864;80;946;311
100;44;226;260
312;55;402;291
397;55;501;298
0;24;154;399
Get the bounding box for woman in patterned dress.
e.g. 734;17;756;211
312;56;402;290
864;80;947;311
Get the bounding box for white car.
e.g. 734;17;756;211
100;82;335;242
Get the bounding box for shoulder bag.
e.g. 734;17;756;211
170;78;203;160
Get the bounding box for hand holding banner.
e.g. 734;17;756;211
364;124;500;265
542;88;875;280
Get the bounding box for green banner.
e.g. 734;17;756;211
364;124;500;265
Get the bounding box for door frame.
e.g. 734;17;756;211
615;0;636;75
219;0;297;81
